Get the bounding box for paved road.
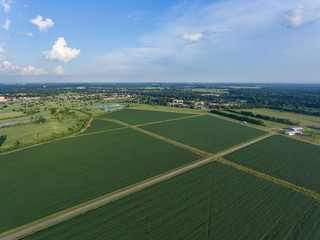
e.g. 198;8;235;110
0;133;273;240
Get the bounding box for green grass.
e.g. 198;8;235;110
101;108;193;125
225;135;320;193
0;111;25;119
81;119;124;134
23;163;320;240
0;128;200;233
247;108;320;126
141;115;266;153
0;119;78;148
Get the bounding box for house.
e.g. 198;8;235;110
284;131;302;136
289;127;304;131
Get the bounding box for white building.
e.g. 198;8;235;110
284;131;302;136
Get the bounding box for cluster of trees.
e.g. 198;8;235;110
226;110;296;125
210;110;265;126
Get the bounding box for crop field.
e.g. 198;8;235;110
141;115;266;153
0;111;25;119
225;135;320;193
23;163;320;240
101;108;193;125
81;119;124;134
0;128;199;233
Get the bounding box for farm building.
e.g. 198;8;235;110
289;127;304;131
284;131;302;136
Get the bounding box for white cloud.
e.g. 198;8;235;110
182;33;203;41
30;15;54;32
0;0;10;13
54;65;65;75
0;58;20;74
26;32;34;37
21;66;47;75
283;5;320;28
0;58;47;75
0;43;5;53
43;37;80;62
2;18;11;30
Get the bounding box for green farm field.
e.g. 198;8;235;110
101;108;194;125
246;108;320;126
23;163;320;240
80;119;124;134
225;135;320;193
0;127;200;233
141;115;266;153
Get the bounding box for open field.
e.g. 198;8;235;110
128;103;209;114
246;108;320;126
22;163;320;240
0;119;78;149
101;108;193;125
0;111;25;119
225;135;320;193
0;128;199;233
141;115;266;153
80;119;124;134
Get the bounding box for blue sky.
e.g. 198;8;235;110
0;0;320;83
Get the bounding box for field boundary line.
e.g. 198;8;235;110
70;126;127;138
135;114;201;127
100;118;210;157
0;131;274;240
128;106;271;133
217;158;320;201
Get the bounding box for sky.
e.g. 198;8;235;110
0;0;320;83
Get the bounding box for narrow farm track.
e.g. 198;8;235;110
100;117;210;157
0;133;273;240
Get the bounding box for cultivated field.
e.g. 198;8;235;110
101;108;193;125
225;135;320;193
0;127;199;233
23;163;320;240
141;115;266;153
80;119;124;134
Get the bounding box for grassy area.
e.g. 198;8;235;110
23;162;320;240
0;118;78;149
246;108;320;126
225;135;320;193
0;128;199;233
141;115;266;154
81;119;124;134
0;111;25;119
101;108;193;125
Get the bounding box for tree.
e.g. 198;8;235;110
50;108;57;114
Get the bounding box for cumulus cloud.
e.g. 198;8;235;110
0;58;20;74
21;66;47;75
43;37;80;62
283;5;320;28
0;0;10;13
26;32;34;37
0;43;5;53
54;65;65;75
2;18;11;30
0;58;47;75
182;33;203;41
30;15;54;32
